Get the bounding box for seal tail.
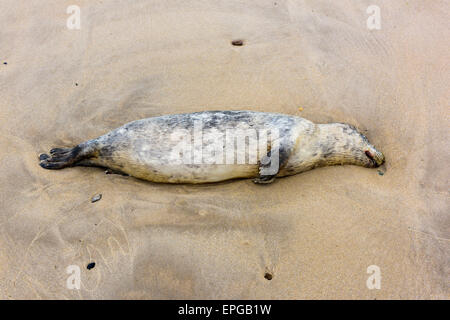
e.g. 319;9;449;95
39;144;92;170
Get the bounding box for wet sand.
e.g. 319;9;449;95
0;0;448;299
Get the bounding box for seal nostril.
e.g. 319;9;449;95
365;150;379;167
365;150;374;161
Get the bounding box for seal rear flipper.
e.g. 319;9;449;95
39;145;85;170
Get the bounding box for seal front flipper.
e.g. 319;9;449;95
252;139;293;185
252;174;276;184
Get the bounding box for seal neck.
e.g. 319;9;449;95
314;124;354;166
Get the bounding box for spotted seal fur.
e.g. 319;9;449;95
39;111;385;184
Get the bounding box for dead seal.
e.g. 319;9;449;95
39;111;385;184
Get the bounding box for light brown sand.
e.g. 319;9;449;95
0;0;448;299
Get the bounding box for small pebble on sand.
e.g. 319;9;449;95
91;194;102;203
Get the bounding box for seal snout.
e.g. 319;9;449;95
365;148;385;167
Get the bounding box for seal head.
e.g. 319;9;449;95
278;122;385;179
319;123;384;168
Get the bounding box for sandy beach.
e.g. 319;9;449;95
0;0;448;299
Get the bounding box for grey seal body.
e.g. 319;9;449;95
39;111;385;184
